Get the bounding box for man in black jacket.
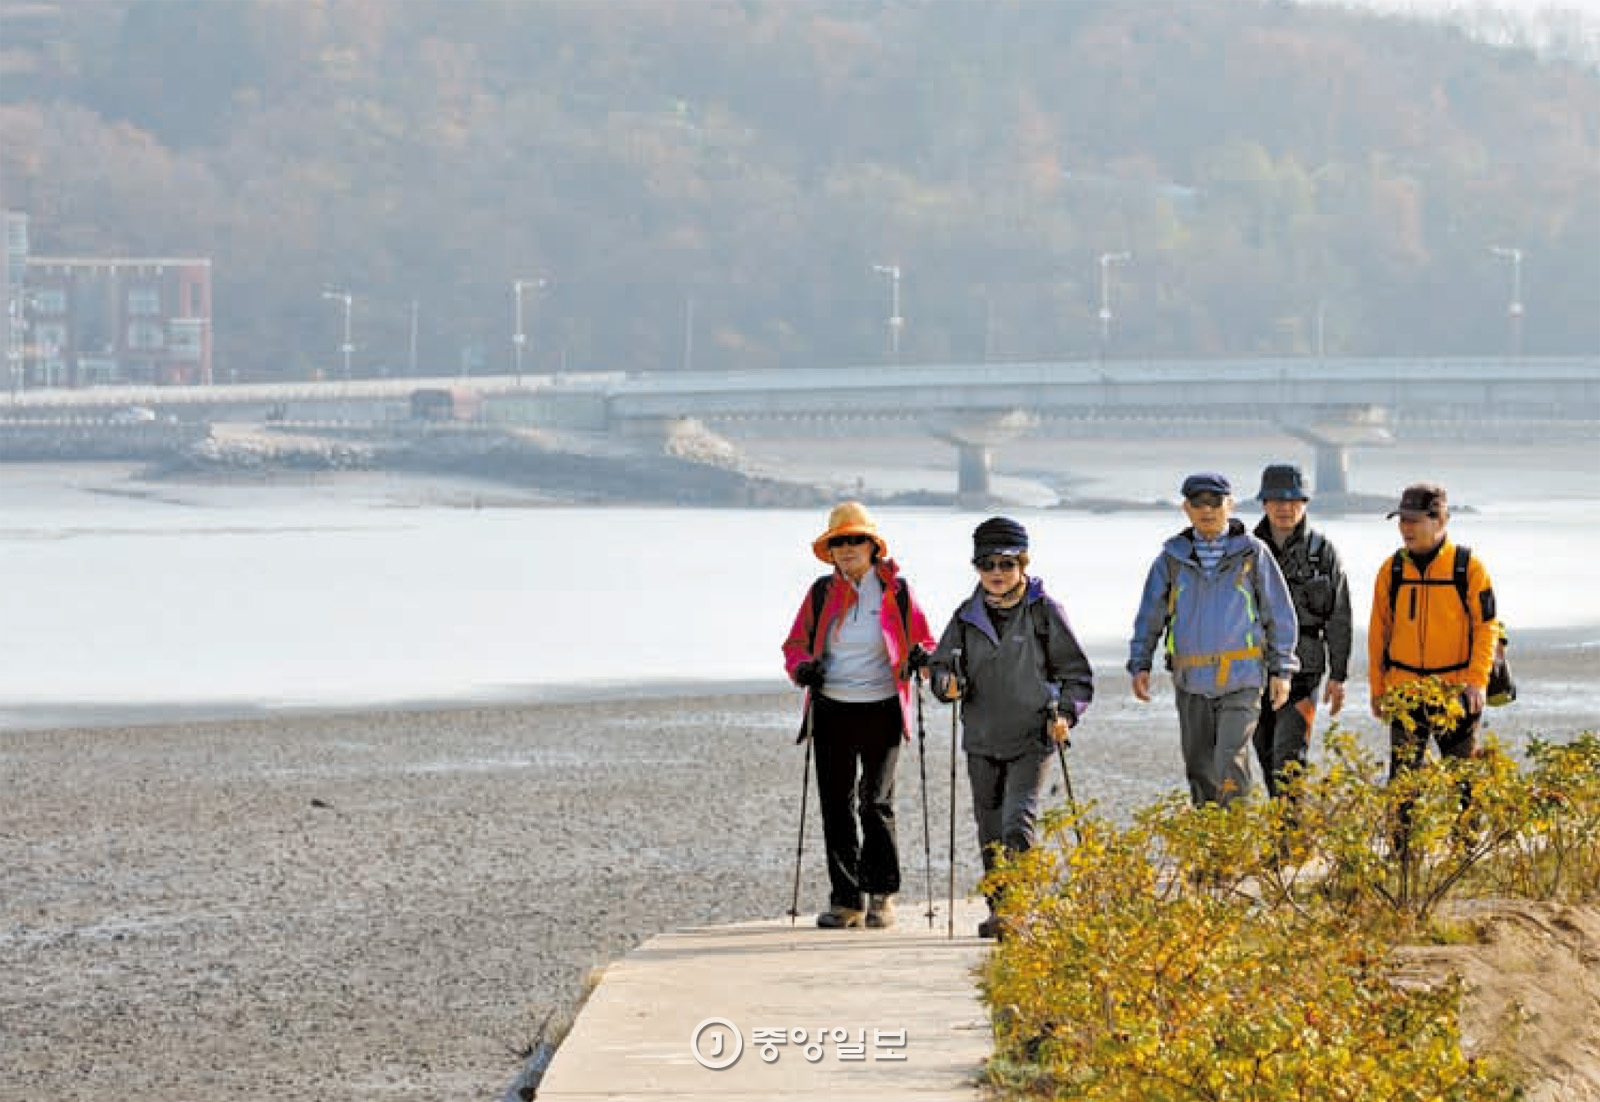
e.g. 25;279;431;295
1251;464;1352;799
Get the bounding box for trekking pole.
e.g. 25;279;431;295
788;700;814;927
1050;702;1084;846
947;648;962;941
915;678;935;930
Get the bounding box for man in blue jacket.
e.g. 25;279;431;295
1128;473;1300;806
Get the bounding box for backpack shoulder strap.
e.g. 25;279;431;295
1306;529;1327;572
806;575;831;650
1451;545;1472;614
1029;599;1056;680
894;576;911;630
1386;550;1405;615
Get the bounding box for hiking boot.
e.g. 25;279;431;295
816;905;865;929
865;895;897;929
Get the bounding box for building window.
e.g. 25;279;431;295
80;357;119;384
31;288;66;315
34;321;67;353
128;321;165;349
127;286;162;316
168;318;203;356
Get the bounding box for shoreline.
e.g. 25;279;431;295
4;625;1595;736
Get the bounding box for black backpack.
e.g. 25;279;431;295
804;573;911;651
1384;545;1515;705
796;574;914;742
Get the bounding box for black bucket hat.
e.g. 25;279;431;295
1257;464;1309;502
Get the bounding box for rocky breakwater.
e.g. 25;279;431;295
386;419;831;506
145;423;377;477
146;419;832;506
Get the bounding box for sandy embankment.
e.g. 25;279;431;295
1;639;1595;1102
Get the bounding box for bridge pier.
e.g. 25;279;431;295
955;443;993;508
1279;404;1392;506
926;409;1036;509
1312;441;1349;497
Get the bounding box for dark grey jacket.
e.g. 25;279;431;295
1252;516;1352;682
929;576;1094;759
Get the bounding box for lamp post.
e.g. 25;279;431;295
7;296;22;397
321;288;353;380
682;295;695;373
1488;245;1524;357
1097;251;1132;353
513;277;546;384
871;263;903;360
408;298;419;376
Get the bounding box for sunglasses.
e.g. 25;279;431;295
974;556;1020;573
827;534;872;549
1186;493;1226;509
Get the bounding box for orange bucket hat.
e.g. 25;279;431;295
811;501;888;563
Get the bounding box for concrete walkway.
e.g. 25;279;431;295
535;898;995;1100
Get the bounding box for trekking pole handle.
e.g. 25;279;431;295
1048;700;1070;747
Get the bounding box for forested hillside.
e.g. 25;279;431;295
1;0;1595;379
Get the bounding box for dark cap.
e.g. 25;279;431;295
1257;463;1309;502
972;516;1028;558
1386;482;1447;519
1181;472;1232;499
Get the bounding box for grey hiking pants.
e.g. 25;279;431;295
1175;686;1261;806
967;746;1053;910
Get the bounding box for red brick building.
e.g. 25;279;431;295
22;256;212;386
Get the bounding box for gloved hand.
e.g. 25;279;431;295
935;669;967;701
905;644;932;674
794;660;826;689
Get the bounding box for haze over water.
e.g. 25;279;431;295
0;437;1593;730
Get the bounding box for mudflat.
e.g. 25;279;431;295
1;638;1595;1101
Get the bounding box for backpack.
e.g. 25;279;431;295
805;573;911;651
1385;545;1516;705
796;574;914;743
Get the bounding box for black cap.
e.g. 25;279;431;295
1181;472;1231;499
972;516;1028;559
1257;463;1309;502
1387;483;1447;519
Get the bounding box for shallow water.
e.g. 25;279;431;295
0;445;1595;728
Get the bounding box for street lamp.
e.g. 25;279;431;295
513;277;547;384
6;296;22;397
1488;245;1525;357
871;263;903;360
1097;251;1132;352
321;288;354;380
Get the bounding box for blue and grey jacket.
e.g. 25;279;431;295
1127;519;1300;697
930;576;1094;758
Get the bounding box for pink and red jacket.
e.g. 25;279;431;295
781;558;937;741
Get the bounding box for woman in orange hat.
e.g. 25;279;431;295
781;501;937;929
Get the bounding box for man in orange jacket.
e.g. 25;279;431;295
1368;482;1500;776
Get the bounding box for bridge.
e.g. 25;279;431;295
4;356;1596;501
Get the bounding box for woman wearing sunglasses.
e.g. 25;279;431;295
929;517;1094;939
782;501;937;930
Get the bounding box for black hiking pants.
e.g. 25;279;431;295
1388;696;1481;856
1253;672;1321;799
811;694;903;911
